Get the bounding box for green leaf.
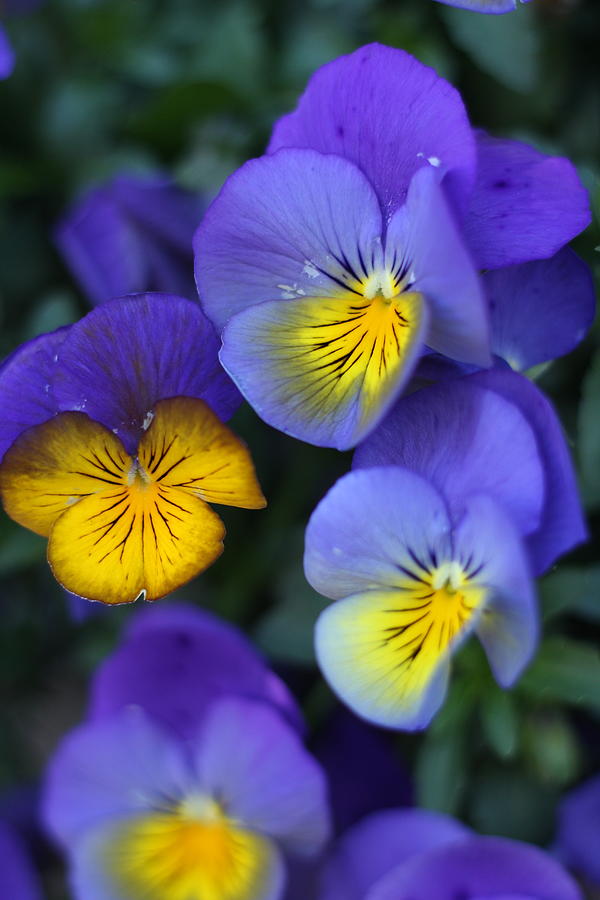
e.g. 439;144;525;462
541;565;600;623
416;727;468;815
480;689;519;760
522;711;581;787
579;350;600;508
468;768;558;844
518;637;600;715
440;5;539;94
0;522;45;577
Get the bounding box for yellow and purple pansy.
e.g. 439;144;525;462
0;293;265;605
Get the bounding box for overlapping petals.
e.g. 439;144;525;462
305;467;536;729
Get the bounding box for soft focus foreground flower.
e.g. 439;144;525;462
43;700;331;900
0;26;15;79
555;773;600;886
305;467;536;729
354;368;587;575
195;45;589;450
320;808;582;900
57;173;203;305
0;820;42;900
89;603;302;738
0;294;265;604
432;0;532;12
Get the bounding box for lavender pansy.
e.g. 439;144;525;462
0;26;15;79
433;0;532;13
196;149;489;449
0;294;265;605
43;700;331;900
354;369;587;575
305;467;537;730
89;603;302;738
0;821;42;900
57;173;203;305
554;773;600;886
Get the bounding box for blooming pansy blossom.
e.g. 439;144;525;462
354;369;587;575
57;173;203;306
43;700;331;900
89;603;302;738
554;774;600;886
0;821;42;900
0;26;15;79
320;808;582;900
432;0;532;13
0;294;265;605
304;467;537;730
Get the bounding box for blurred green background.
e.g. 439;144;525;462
0;0;599;896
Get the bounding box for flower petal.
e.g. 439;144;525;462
0;26;15;80
432;0;521;11
52;294;240;453
195;149;383;332
0;821;42;900
386;166;490;367
267;43;476;218
464;133;591;270
194;697;331;857
220;290;428;450
485;248;596;371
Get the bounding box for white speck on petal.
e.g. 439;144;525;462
142;410;155;431
427;156;441;168
303;260;319;279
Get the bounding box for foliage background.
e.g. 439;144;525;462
0;0;599;896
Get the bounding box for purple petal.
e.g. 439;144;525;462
42;709;191;849
353;377;545;538
468;368;587;573
111;175;203;254
0;822;42;900
0;26;15;79
432;0;521;11
555;774;600;886
454;494;537;687
368;835;582;900
51;293;240;452
267;43;476;219
304;468;452;601
485;249;596;371
0;329;67;462
194;697;331;856
464;133;591;270
320;809;470;900
195;148;383;332
89;604;302;739
386;166;490;366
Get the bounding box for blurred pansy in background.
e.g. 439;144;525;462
56;173;204;306
0;26;15;79
0;820;42;900
0;293;265;604
554;773;600;888
0;0;44;80
305;466;537;729
432;0;532;12
320;808;581;899
195;43;590;450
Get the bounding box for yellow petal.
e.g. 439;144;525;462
0;413;131;537
138;397;266;510
104;812;277;900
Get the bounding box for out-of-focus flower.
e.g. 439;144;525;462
56;174;203;306
0;294;265;605
89;603;302;738
432;0;532;13
354;368;587;575
555;773;600;886
304;466;536;729
0;26;15;79
43;699;331;900
195;44;589;450
0;820;42;900
320;808;582;900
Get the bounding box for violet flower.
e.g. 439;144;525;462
555;773;600;886
0;821;42;900
56;174;203;306
432;0;532;12
194;44;590;450
0;294;265;605
43;700;331;900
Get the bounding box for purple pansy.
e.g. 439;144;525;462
554;774;600;886
320;808;581;900
89;603;302;738
0;821;42;900
0;294;267;605
305;466;537;729
195;44;590;450
57;174;203;306
432;0;532;15
0;26;15;79
43;700;331;900
354;368;587;575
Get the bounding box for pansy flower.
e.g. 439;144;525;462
0;293;265;605
320;808;581;900
0;821;42;900
195;45;589;449
43;700;331;900
354;368;587;574
432;0;532;12
554;773;600;887
0;26;15;79
305;466;537;729
57;173;203;306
